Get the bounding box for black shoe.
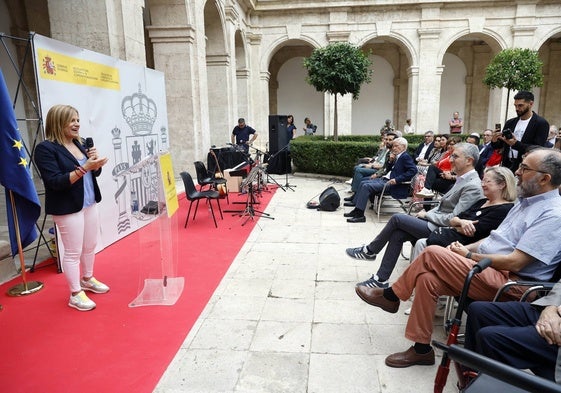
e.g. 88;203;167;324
344;209;359;218
347;216;366;223
344;201;356;207
343;195;354;202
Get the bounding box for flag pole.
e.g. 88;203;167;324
6;190;43;296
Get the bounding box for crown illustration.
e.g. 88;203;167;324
121;85;157;136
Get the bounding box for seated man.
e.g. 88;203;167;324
347;133;396;195
413;131;435;163
344;137;417;223
465;284;561;382
346;142;483;288
354;148;561;368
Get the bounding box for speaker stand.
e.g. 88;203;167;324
268;144;295;192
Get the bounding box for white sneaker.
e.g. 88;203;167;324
80;277;110;294
415;187;434;198
68;291;96;311
345;178;353;185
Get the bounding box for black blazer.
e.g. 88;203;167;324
492;111;549;171
34;140;102;215
414;141;434;161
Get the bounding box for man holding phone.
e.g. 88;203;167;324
491;91;550;172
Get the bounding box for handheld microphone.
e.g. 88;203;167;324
85;137;94;150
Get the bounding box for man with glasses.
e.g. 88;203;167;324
413;131;435;163
492;91;550;172
346;143;483;285
355;148;561;368
475;129;495;177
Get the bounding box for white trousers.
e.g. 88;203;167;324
53;204;99;293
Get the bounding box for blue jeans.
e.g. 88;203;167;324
351;165;377;192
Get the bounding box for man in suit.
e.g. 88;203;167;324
475;129;495;177
465;282;561;383
346;143;483;287
413;131;435;163
492;90;550;172
354;148;561;368
344;137;417;223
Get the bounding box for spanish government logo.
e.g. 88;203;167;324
42;56;56;75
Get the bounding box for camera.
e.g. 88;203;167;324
502;128;513;140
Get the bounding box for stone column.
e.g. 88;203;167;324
147;25;204;169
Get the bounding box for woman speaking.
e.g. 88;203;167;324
35;105;109;311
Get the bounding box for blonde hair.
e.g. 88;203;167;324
44;104;79;144
484;166;517;202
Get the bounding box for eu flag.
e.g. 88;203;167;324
0;69;41;257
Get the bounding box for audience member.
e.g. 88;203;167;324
410;166;516;260
465;281;561;383
413;131;434;163
415;135;462;197
380;119;394;134
546;125;558;148
404;118;415;135
491;90;550;172
346;143;483;287
346;133;396;196
466;132;481;149
355;148;561;368
344;137;417;223
449;111;463;134
475;129;495;177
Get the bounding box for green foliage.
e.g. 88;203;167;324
483;48;543;92
303;42;372;99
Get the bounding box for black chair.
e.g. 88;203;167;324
180;171;223;228
194;161;229;201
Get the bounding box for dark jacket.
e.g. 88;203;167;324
34;139;102;215
413;141;434;161
492;111;549;171
385;152;418;199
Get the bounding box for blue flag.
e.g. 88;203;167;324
0;69;41;257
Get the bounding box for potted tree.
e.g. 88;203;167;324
483;48;544;123
303;42;372;141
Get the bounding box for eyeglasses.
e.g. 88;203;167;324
518;163;550;175
450;153;461;160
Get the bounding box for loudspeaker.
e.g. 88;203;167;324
318;186;340;211
267;151;291;175
268;115;288;153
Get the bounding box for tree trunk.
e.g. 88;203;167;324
504;89;511;125
334;94;339;142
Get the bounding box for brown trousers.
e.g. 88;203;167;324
392;245;523;344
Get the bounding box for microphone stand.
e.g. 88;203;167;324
249;145;285;191
267;143;295;191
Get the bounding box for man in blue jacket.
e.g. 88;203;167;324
344;137;417;223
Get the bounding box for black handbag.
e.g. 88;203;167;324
426;226;467;247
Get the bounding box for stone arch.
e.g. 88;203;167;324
438;31;505;133
266;38;323;135
537;30;561;127
234;29;249;119
355;34;416;132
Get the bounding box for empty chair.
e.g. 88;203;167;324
194;160;228;194
180;171;223;228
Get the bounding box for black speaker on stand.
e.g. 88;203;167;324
268;115;288;154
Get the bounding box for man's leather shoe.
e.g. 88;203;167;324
343;195;354;202
347;216;366;223
385;347;435;368
343;209;359;218
343;201;355;207
355;286;399;313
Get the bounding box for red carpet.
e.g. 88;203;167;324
0;187;276;393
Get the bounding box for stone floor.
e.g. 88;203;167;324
154;174;458;393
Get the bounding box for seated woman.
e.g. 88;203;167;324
410;166;517;260
416;135;462;197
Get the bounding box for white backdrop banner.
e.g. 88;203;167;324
33;34;171;250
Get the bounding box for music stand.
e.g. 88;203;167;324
249;145;285;191
235;166;274;226
267;144;295;191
